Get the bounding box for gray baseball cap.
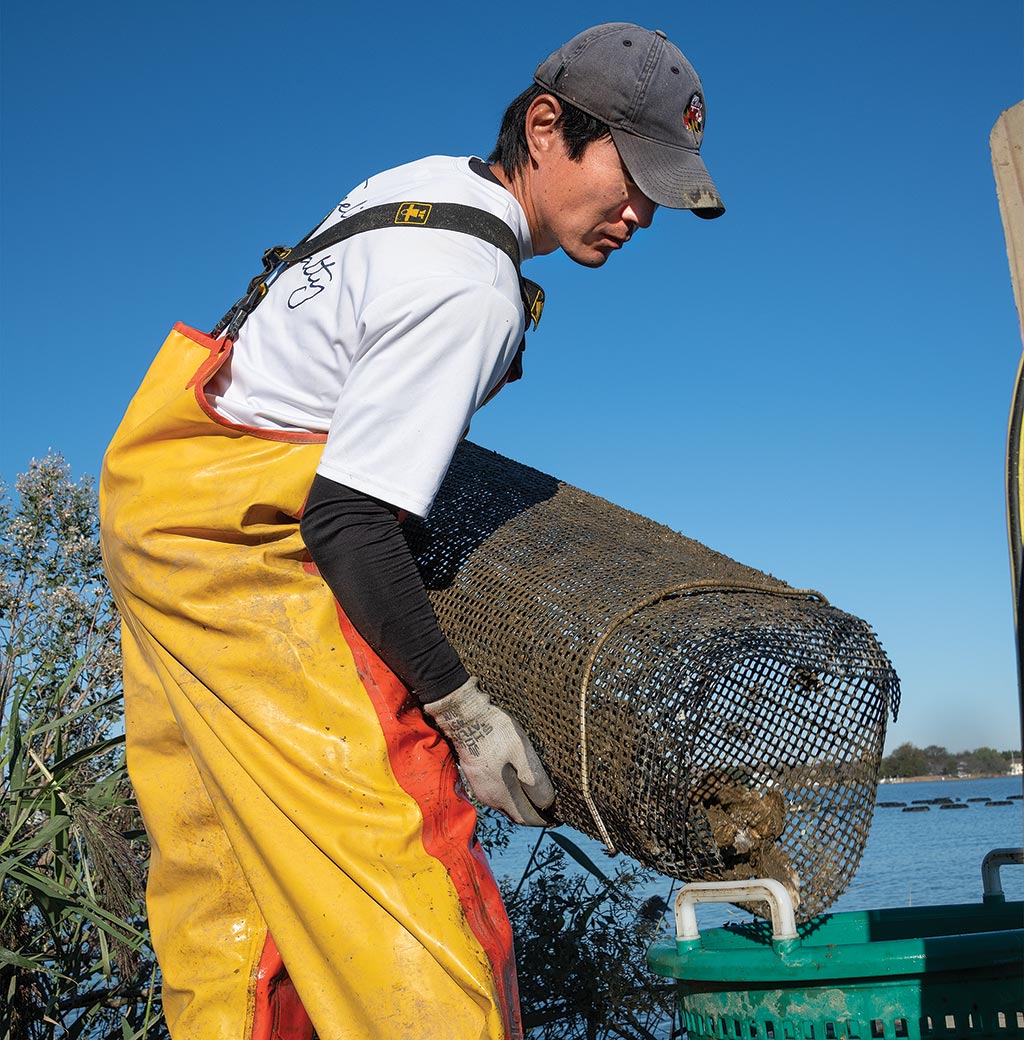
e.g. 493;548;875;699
534;22;724;217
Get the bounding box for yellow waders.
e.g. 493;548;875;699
100;323;521;1040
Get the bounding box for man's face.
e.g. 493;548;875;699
531;134;658;267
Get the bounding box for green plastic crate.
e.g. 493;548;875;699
647;849;1024;1040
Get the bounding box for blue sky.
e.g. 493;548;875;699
2;1;1022;754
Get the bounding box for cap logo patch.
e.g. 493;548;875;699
683;92;705;143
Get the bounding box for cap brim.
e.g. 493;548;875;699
611;128;725;218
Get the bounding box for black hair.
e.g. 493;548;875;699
488;83;611;175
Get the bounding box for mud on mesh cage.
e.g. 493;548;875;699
407;442;900;920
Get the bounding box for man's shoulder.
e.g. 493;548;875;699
329;156;530;285
362;155;493;202
341;156;528;245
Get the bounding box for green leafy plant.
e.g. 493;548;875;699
0;455;161;1039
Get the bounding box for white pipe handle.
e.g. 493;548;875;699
981;847;1024;897
674;878;798;942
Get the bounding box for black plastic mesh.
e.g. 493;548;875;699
408;442;900;919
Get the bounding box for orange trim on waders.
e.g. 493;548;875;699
181;322;329;443
252;934;315;1040
322;580;521;1036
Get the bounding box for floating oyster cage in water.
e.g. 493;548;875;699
407;442;900;920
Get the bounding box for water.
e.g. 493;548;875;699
832;775;1024;912
488;775;1024;932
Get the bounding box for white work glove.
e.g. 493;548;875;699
425;677;555;827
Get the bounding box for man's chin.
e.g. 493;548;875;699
563;245;610;269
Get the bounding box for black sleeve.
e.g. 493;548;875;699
299;473;469;703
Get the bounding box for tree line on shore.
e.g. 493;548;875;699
880;741;1022;779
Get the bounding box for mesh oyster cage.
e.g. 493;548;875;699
408;442;901;919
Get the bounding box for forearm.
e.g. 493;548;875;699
300;474;468;703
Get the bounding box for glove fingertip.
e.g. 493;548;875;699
525;777;556;811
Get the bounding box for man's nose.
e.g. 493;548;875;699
623;193;657;232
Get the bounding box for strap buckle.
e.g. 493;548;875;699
210;245;292;340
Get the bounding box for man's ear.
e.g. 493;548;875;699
524;94;564;163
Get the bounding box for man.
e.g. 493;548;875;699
100;22;723;1040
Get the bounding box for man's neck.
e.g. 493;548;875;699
488;162;555;256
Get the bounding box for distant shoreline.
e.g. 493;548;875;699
879;773;1022;784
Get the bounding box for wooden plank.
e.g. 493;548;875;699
992;100;1024;343
991;100;1024;754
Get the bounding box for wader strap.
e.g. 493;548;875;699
211;202;546;370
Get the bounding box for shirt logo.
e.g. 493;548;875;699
395;202;433;225
683;92;705;144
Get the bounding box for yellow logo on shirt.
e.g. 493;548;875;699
395;202;433;225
